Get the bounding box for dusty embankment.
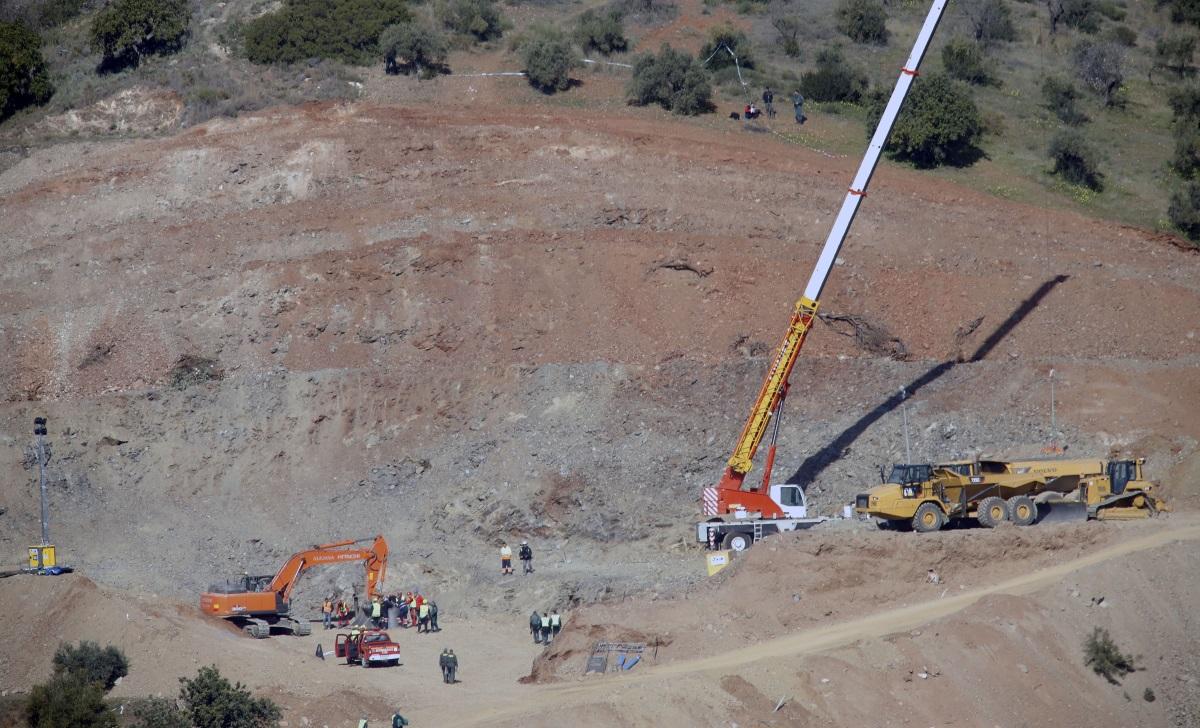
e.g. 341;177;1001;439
2;519;1195;727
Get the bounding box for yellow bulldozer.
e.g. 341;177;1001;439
855;457;1167;533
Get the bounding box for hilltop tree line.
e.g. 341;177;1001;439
1;0;1198;241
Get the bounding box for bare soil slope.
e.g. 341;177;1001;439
1;97;1199;615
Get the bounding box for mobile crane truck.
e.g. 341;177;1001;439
698;0;951;552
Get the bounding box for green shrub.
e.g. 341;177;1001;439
1164;0;1200;26
942;38;991;85
836;0;888;44
244;0;409;65
437;0;505;41
1170;84;1200;123
180;666;281;728
1103;24;1137;46
26;673;116;728
522;27;577;93
1096;0;1125;20
772;14;801;58
627;44;712;115
1041;75;1088;124
800;45;868;102
53;642;129;692
132;698;189;728
1063;0;1101;32
1049;130;1103;190
1074;40;1124;106
1154;33;1196;77
698;25;754;69
90;0;189;68
611;0;678;23
1175;128;1200;177
866;73;983;168
0;21;53;120
0;0;88;30
1083;627;1137;683
575;9;626;55
380;19;449;77
961;0;1017;43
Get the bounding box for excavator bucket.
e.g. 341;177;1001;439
1036;501;1088;524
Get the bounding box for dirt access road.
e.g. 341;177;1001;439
446;520;1200;727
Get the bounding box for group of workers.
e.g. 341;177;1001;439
322;592;440;633
743;87;806;124
528;609;563;645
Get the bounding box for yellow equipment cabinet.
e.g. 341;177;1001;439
28;544;56;569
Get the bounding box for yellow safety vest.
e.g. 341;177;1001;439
550;614;561;628
540;615;550;628
371;601;382;618
419;603;430;618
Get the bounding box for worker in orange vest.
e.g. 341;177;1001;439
408;593;419;628
322;595;334;630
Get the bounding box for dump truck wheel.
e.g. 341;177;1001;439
1007;496;1037;526
977;497;1007;528
912;503;945;533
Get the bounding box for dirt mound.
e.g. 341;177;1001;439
530;519;1141;681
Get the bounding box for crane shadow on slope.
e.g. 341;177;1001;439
785;274;1070;487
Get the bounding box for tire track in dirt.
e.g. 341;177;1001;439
453;520;1200;725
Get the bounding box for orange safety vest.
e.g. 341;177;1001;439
323;600;333;614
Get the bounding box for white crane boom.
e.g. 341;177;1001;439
803;0;950;302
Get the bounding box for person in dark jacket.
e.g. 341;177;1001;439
519;541;534;574
429;601;440;632
762;86;775;118
390;711;409;728
439;648;451;683
445;649;458;684
792;90;806;124
530;610;542;644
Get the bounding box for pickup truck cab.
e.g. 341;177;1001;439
334;629;401;667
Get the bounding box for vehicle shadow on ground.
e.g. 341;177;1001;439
786;274;1070;486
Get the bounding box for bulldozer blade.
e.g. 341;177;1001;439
1036;501;1088;524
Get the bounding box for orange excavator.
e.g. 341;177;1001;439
200;536;388;638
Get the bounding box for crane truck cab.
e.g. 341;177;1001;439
697;483;826;552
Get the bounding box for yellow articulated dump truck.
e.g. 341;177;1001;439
855;458;1167;533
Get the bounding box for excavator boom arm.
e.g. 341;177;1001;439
268;535;389;604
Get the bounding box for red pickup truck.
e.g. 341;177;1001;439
334;629;401;668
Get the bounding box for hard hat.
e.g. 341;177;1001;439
521;540;527;545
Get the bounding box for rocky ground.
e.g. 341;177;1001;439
1;65;1198;726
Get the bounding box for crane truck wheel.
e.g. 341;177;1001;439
912;503;945;533
723;532;753;552
1007;496;1037;526
977;497;1008;528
